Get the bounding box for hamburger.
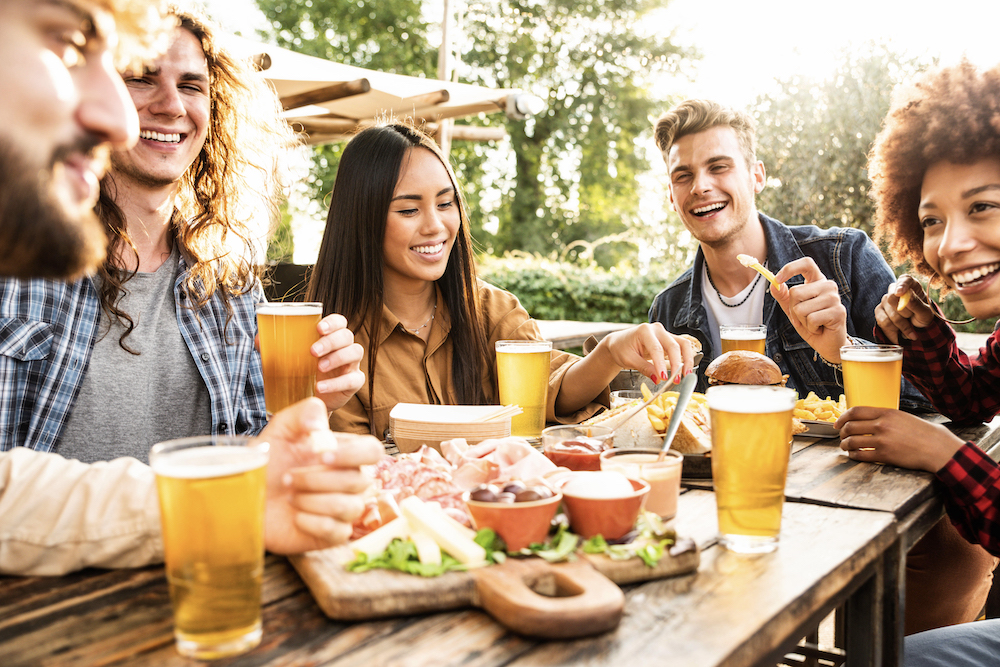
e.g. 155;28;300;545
705;351;788;386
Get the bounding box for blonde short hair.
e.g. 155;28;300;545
654;99;757;169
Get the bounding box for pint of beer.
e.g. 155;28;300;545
150;436;269;660
256;302;323;414
707;385;796;553
496;340;552;441
839;344;903;409
719;324;767;355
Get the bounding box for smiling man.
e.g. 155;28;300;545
0;9;365;463
646;98;991;637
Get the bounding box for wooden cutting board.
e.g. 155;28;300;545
290;540;699;639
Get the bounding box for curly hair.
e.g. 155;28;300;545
96;9;298;351
654;99;757;170
869;60;1000;285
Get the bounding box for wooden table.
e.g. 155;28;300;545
2;421;998;667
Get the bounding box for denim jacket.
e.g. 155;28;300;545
648;213;932;412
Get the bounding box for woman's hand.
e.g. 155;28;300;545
312;313;365;411
874;275;935;343
258;397;384;554
836;406;964;473
599;323;696;384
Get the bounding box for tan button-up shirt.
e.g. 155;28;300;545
330;282;609;438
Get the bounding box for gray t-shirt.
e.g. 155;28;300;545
57;246;213;464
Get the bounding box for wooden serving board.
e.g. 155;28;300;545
290;541;699;639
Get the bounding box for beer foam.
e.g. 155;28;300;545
706;385;797;413
255;303;323;316
840;347;902;362
152;445;268;479
496;342;551;353
720;330;766;340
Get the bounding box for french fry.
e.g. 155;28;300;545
896;290;912;311
794;394;845;423
737;253;779;288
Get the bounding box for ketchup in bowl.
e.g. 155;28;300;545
541;425;613;471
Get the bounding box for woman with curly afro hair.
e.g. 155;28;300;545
838;60;1000;667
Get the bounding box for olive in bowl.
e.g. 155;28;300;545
464;482;561;551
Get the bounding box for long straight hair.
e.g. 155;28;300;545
306;123;491;433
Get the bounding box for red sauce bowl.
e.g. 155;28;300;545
541;425;613;472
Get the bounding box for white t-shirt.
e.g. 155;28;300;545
701;262;767;354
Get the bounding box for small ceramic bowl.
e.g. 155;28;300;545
541;425;614;472
559;476;650;540
464;491;563;551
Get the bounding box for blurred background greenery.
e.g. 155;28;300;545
245;0;996;333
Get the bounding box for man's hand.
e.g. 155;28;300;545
836;406;964;473
874;275;936;344
770;257;849;363
256;397;383;554
312;313;365;411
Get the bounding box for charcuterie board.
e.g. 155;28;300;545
290;540;699;639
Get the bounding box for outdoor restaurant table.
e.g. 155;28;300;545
2;418;998;667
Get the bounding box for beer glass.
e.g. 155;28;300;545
839;344;903;409
707;385;796;553
496;340;552;442
150;436;269;660
600;448;683;519
719;324;767;355
256;302;323;414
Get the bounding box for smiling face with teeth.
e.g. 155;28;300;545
919;158;1000;319
665;125;765;249
382;147;461;290
110;27;209;190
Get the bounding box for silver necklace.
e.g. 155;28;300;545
706;262;764;308
407;302;437;334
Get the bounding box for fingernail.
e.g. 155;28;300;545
650;374;657;383
282;472;293;487
321;451;337;465
319;320;331;334
673;375;681;384
660;371;668;381
685;368;693;376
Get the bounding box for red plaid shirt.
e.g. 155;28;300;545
875;319;1000;555
937;444;1000;557
875;317;1000;424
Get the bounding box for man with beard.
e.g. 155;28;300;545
647;98;991;636
0;0;382;576
0;9;365;464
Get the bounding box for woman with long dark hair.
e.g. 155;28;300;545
308;122;695;438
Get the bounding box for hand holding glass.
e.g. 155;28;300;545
840;344;903;409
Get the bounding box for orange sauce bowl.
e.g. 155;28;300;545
463;492;563;552
559;477;650;540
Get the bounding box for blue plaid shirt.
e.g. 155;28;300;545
0;256;267;452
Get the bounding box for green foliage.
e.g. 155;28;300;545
478;252;668;323
266;205;295;263
753;43;930;236
462;0;685;262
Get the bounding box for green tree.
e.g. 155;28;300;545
752;43;929;236
461;0;685;264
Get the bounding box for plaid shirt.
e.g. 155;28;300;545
938;443;1000;557
875;316;1000;424
0;256;267;453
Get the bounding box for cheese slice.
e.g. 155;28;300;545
400;496;487;566
410;527;443;565
348;516;409;559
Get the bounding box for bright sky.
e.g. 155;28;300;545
657;0;1000;107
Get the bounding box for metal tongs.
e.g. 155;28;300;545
609;381;674;436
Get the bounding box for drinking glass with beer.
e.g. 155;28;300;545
719;324;767;355
496;340;552;442
256;302;323;414
150;436;269;660
839;344;904;410
707;385;797;554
